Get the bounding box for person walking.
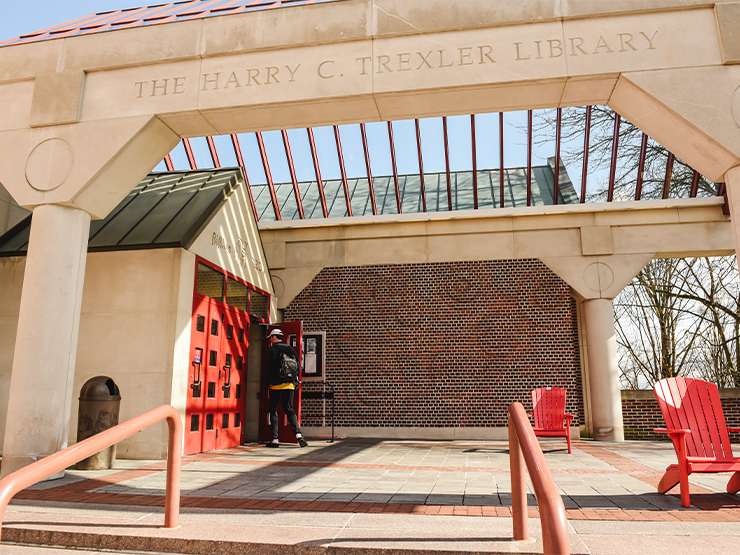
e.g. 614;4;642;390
264;329;308;448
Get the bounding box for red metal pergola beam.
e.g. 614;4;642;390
471;115;479;210
206;136;221;168
360;123;378;215
580;105;592;204
307;128;329;218
499;113;505;208
415;119;427;212
635;132;648;201
607;114;621;202
690;170;700;198
182;138;197;170
164;154;174;171
443;116;452;211
387;121;402;214
526;110;532;207
553;107;562;205
663;152;675;200
333;126;353;217
256;131;282;221
230;133;259;222
282;130;305;219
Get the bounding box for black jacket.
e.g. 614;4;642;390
265;341;300;387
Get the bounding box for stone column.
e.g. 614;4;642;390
1;204;91;478
582;298;624;442
724;166;740;271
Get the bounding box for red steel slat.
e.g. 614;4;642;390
307;128;329;218
499;112;505;209
526;110;532;207
553;108;562;206
282;130;305;219
387;121;402;214
663;152;675;199
206;136;221;168
635;132;648;201
690;171;701;198
182;138;197;170
415;119;427;213
256;131;282;221
360;124;378;216
333;126;353;217
607;113;620;202
164;154;174;172
443;117;452;211
230;134;259;222
580;106;592;204
471;115;479;210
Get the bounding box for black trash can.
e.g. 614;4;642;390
75;376;121;470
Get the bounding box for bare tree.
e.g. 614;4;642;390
664;256;740;387
614;258;706;389
531;105;739;389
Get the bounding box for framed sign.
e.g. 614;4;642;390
301;331;326;381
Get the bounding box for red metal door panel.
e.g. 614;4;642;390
216;307;248;450
185;296;220;454
185;296;208;455
201;299;221;452
186;263;253;455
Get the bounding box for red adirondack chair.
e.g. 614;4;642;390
531;387;575;454
653;377;740;507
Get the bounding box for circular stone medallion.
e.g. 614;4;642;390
583;262;614;293
25;138;74;192
731;85;740;129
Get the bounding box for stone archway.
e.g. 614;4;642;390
2;0;740;473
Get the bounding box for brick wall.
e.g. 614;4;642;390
622;389;740;443
285;259;583;430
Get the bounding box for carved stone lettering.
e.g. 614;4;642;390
135;77;186;98
132;29;659;98
515;30;657;60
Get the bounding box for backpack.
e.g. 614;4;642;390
276;348;299;383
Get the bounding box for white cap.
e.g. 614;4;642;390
268;329;283;337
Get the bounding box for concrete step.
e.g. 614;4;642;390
1;501;570;555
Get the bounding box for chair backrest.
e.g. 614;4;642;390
531;387;567;430
653;377;734;459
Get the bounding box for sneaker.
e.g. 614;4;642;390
298;437;308;448
266;442;279;448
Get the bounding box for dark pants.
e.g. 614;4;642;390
269;388;301;440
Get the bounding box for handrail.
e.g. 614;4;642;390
0;404;182;542
508;402;569;555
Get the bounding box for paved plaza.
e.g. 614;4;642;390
2;438;740;554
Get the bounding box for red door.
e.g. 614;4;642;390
216;307;248;450
185;261;252;455
260;321;303;444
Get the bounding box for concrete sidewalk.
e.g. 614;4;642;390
1;438;739;554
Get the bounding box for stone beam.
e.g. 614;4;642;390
0;116;179;218
259;197;733;308
1;2;739;182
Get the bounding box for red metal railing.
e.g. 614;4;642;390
508;402;569;555
0;405;182;542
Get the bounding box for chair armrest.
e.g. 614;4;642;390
565;414;575;424
728;427;740;433
654;428;691;435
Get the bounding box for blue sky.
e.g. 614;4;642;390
0;1;139;43
0;0;575;186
